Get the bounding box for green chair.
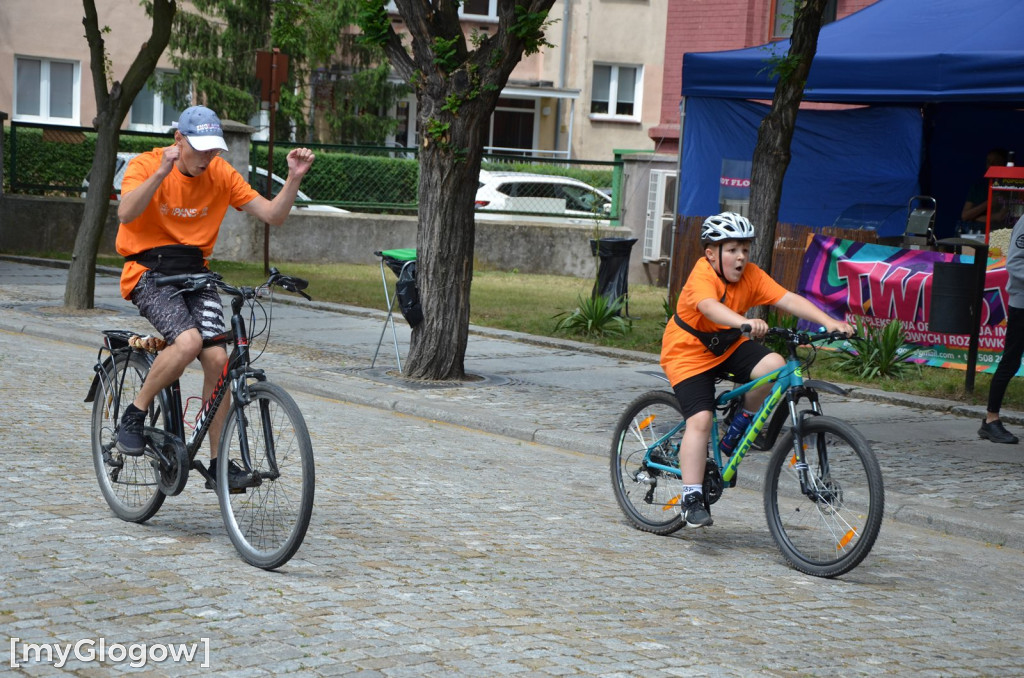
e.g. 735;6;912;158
372;248;418;370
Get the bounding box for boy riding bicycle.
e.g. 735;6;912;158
661;212;852;527
114;105;316;490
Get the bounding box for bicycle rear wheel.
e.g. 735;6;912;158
610;390;686;535
90;351;168;522
218;382;314;570
764;415;884;578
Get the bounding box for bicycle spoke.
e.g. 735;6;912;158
765;416;884;577
219;383;314;570
610;391;685;535
90;352;166;523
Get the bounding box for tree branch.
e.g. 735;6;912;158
81;0;110;120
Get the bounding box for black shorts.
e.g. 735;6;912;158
672;340;774;420
131;271;225;344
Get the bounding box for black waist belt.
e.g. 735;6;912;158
126;245;205;276
673;314;742;357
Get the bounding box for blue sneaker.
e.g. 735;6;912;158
116;407;147;456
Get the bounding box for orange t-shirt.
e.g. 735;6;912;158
115;149;260;299
660;257;787;385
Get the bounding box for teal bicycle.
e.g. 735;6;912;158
610;326;884;577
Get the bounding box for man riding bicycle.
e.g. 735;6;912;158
114;105;315;490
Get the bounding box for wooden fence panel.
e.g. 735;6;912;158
668;217;878;305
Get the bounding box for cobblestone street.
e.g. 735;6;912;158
2;330;1022;676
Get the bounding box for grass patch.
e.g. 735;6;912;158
63;253;1024;409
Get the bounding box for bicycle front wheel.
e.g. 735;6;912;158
218;382;314;570
764;415;884;578
610;390;686;535
90;351;168;523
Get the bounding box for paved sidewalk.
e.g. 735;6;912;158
2;256;1023;549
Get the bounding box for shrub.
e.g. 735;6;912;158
553;294;631;338
829;317;922;379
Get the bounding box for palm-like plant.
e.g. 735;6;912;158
831;317;922;379
554;294;631;338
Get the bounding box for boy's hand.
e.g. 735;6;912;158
745;318;769;338
827;320;855;336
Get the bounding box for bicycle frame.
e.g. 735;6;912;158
171;291;274;483
88;287;272;487
640;342;839;499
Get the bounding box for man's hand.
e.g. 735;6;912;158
286;148;315;180
158;143;180;178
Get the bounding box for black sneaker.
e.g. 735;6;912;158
979;419;1019;444
206;459;260;491
681;492;713;528
116;407;147;456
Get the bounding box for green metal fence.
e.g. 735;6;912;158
3;121;621;222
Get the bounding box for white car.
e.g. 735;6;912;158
82;152;347;213
475;170;612;223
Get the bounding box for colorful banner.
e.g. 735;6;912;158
797;235;1011;373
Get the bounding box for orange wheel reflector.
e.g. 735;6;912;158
663;494;681;511
837;529;857;550
638;414;655;431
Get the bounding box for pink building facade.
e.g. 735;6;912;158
648;0;878;153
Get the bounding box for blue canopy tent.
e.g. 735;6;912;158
678;0;1024;238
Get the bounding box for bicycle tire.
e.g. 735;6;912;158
763;415;884;578
90;351;168;523
217;382;314;570
610;390;686;535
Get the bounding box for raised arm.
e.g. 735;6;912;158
239;148;316;226
118;145;178;223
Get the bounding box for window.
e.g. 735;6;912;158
129;72;185;132
14;56;80;124
590;64;641;121
387;1;496;20
772;0;838;39
461;0;497;19
488;97;537;154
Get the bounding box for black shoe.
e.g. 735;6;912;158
681;492;713;528
116;406;147;456
979;419;1019;444
206;459;260;491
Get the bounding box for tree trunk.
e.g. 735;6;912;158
404;84;492;380
369;0;557;380
748;0;828;274
65;124;118;309
65;0;175;309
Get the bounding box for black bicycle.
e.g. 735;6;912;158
86;268;315;570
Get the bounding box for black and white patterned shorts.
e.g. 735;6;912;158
131;271;225;344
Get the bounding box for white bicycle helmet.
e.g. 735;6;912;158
701;212;756;243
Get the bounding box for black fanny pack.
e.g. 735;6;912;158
673;313;743;357
125;245;206;276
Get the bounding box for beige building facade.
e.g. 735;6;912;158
1;1;665;161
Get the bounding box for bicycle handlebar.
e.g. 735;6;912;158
154;268;311;301
738;323;849;342
766;326;852;345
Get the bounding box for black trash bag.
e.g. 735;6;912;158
396;262;423;327
590;237;638;316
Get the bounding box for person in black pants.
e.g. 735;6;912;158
980;214;1024;444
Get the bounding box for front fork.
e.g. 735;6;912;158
226;367;279;480
788;401;828;499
